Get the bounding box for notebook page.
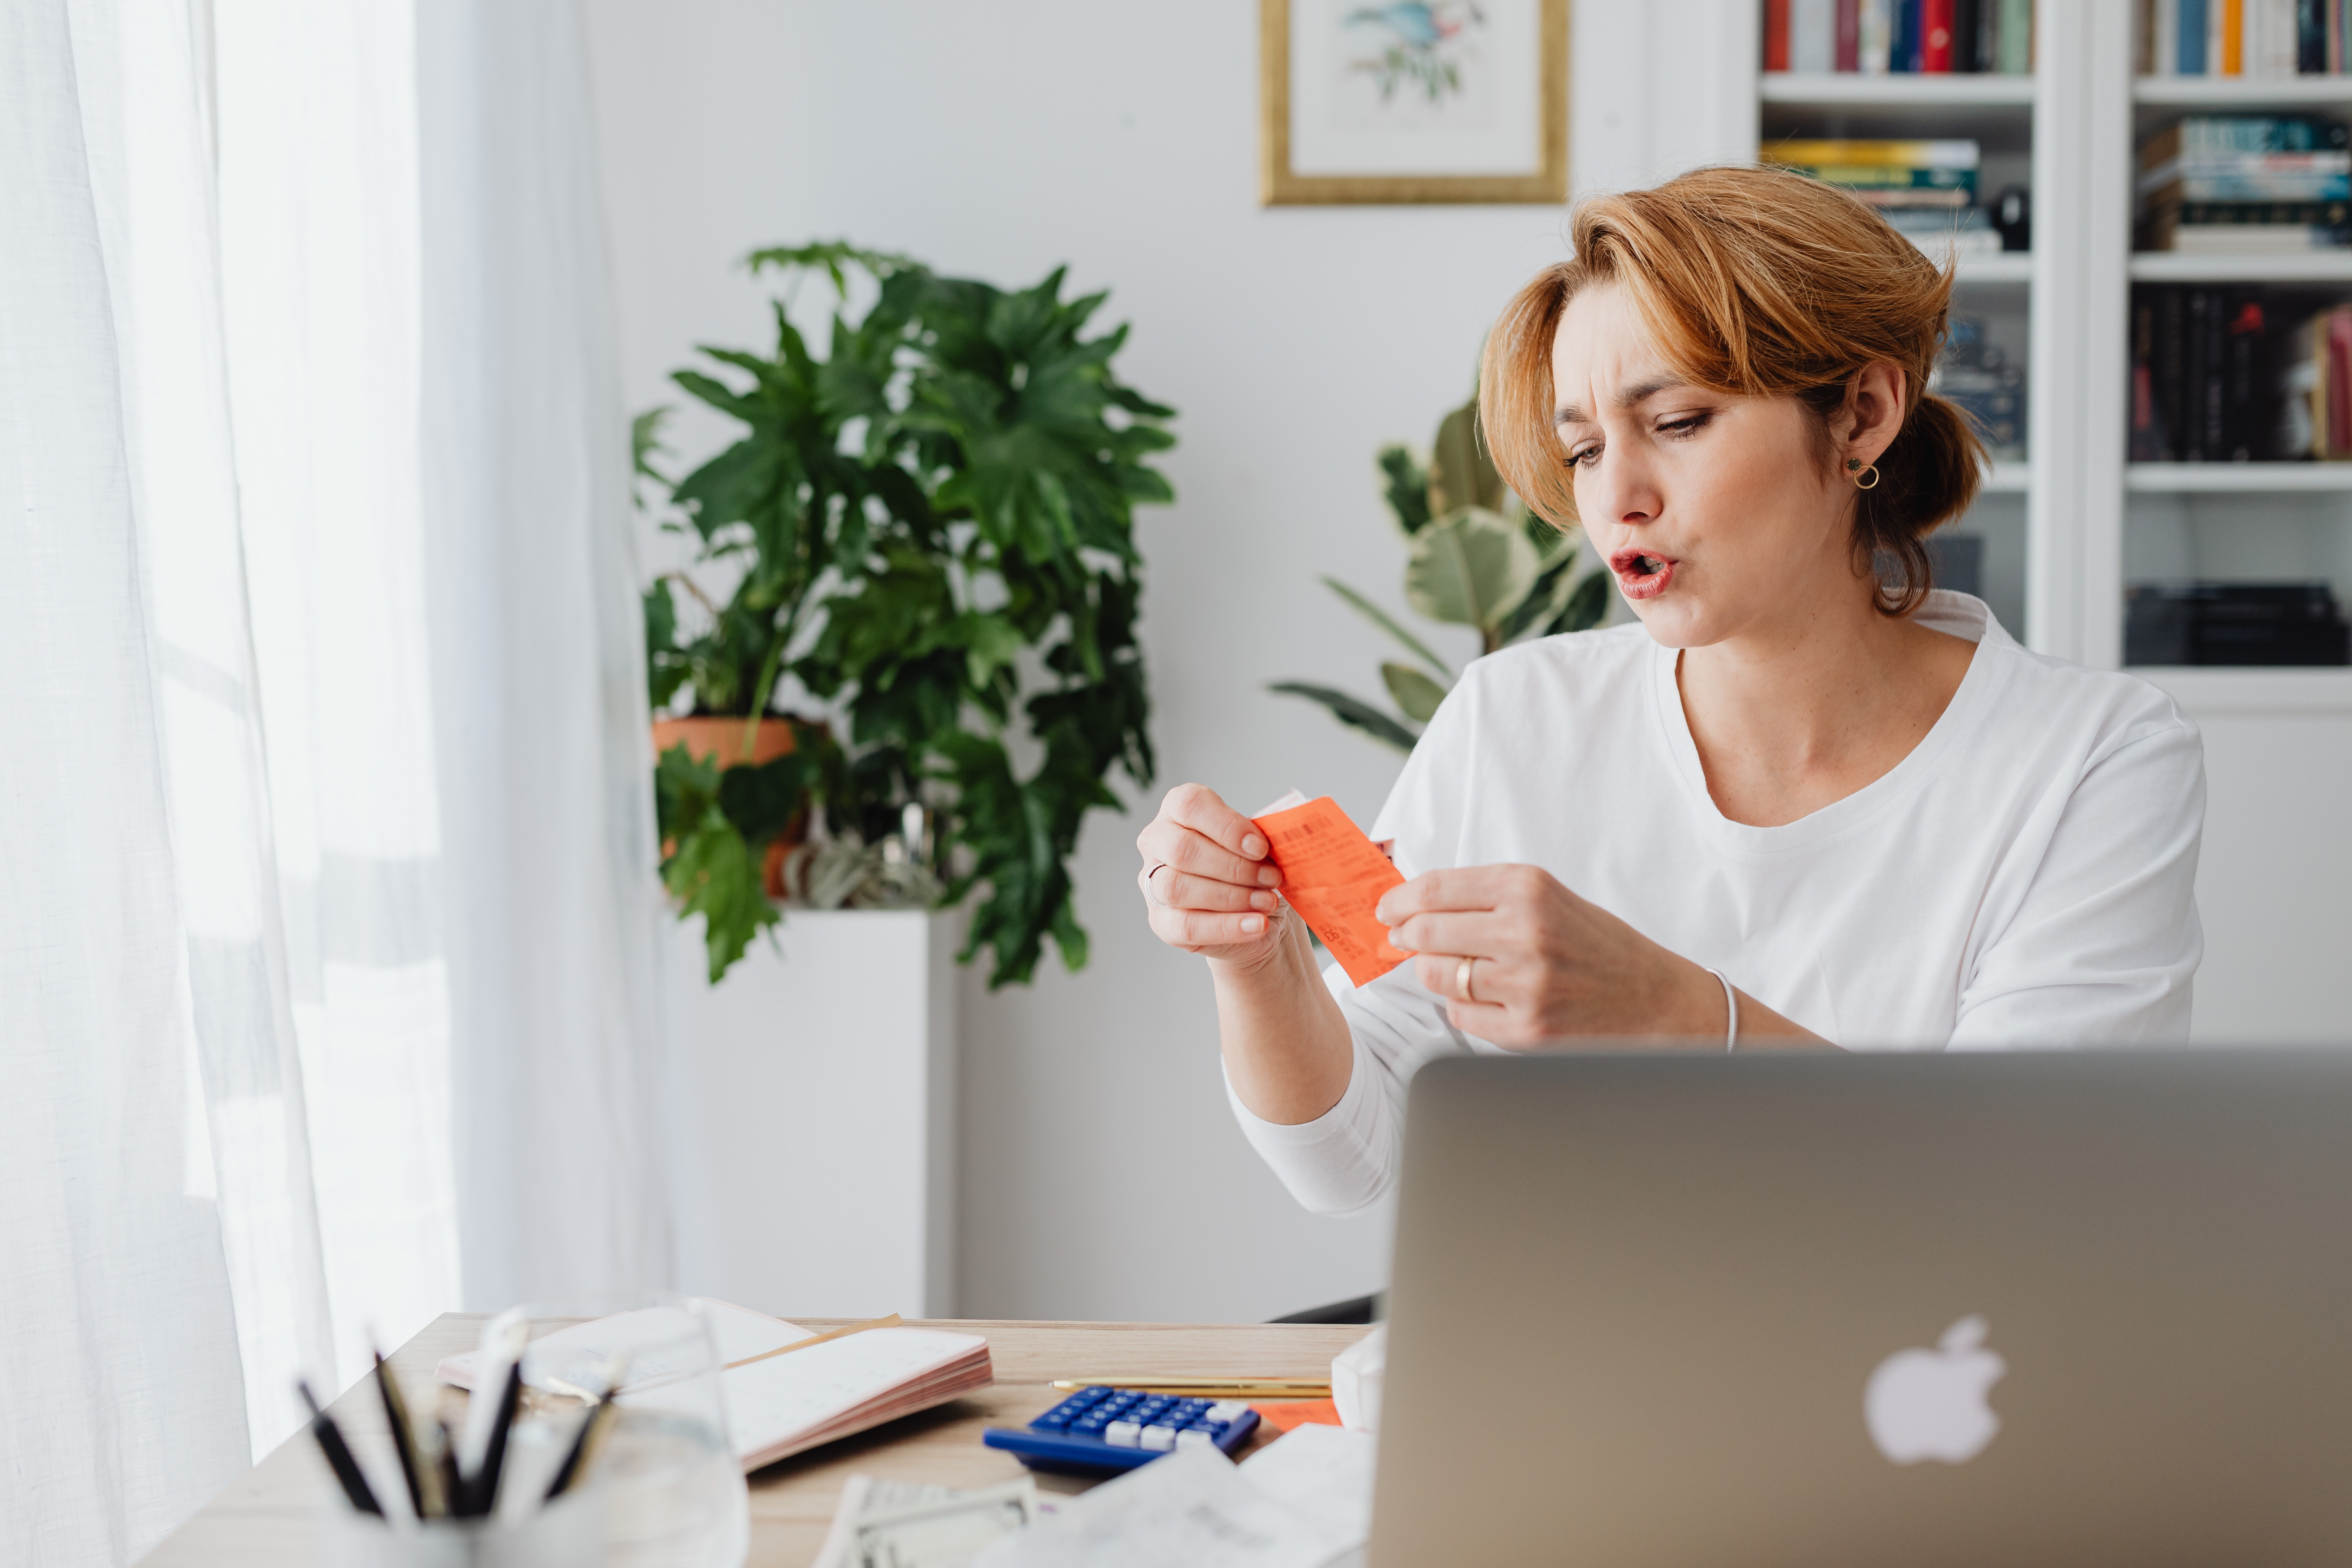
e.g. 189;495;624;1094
436;1299;807;1390
724;1327;986;1459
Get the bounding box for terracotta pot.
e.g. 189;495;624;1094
651;716;821;898
651;715;802;769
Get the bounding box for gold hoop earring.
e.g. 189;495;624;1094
1851;463;1881;490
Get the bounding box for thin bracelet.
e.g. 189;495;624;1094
1707;967;1739;1053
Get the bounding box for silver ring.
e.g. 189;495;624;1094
1146;863;1170;905
1456;956;1477;1003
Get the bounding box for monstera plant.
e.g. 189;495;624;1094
1273;394;1608;751
640;243;1174;986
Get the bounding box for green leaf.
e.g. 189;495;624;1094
632;407;674;505
1496;539;1585;645
716;752;813;843
1267;681;1419;753
1321;578;1452;680
1381;662;1450;724
1405;507;1541;632
666;811;778;982
1427;397;1507;516
1376;444;1432;534
1544;568;1611;636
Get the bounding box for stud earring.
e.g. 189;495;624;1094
1846;458;1861;471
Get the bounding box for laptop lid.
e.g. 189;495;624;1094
1369;1051;2352;1568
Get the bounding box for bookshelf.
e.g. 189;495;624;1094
1758;64;2042;644
1752;6;2352;703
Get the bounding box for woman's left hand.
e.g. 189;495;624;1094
1376;865;1724;1046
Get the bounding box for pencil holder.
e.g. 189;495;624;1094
318;1485;606;1568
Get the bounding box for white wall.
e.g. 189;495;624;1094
584;0;1751;1322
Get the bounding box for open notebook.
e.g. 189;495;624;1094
437;1301;993;1471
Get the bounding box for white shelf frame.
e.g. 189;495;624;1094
1953;253;2035;284
2132;666;2352;711
2133;76;2352;106
1761;72;2036;106
2129;253;2352;283
2127;463;2352;491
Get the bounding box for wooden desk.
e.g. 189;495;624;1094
138;1314;1371;1567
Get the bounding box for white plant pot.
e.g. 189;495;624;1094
663;908;959;1318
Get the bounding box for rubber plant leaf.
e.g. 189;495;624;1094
1405;506;1541;632
1322;577;1452;680
1544;567;1612;637
1376;444;1432;534
1427;398;1508;516
1381;662;1451;724
1266;681;1419;753
1496;540;1590;645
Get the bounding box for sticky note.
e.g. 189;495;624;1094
1251;796;1409;988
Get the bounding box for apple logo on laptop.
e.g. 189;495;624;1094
1864;1315;2006;1464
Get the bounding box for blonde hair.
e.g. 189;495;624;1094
1478;164;1984;616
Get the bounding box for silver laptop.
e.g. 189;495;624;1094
1370;1050;2352;1567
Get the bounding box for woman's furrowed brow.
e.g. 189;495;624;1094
1553;377;1692;427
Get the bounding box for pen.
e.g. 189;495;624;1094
461;1358;525;1518
371;1345;433;1518
298;1380;383;1517
545;1351;630;1503
434;1418;463;1518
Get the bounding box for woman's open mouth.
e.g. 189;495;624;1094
1609;547;1677;601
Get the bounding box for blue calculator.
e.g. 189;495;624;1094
982;1387;1262;1475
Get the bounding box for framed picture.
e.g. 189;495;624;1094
1260;0;1570;206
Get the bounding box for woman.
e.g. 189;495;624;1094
1135;167;2206;1217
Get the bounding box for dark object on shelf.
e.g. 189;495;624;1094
1875;533;1984;601
1933;314;2026;460
1928;532;1985;598
2124;582;2352;666
2128;285;2279;462
1991;185;2031;251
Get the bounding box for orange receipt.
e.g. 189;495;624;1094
1251;796;1410;987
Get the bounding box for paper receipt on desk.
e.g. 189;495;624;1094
1251;796;1409;988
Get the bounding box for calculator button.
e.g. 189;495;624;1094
1140;1424;1178;1451
1205;1400;1250;1423
1176;1429;1214;1450
1104;1420;1142;1447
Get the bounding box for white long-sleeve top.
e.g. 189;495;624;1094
1228;593;2206;1217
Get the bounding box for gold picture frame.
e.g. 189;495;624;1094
1260;0;1569;206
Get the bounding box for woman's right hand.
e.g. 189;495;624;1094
1135;783;1286;966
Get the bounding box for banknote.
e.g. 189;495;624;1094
813;1474;1039;1568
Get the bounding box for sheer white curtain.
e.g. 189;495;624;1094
0;1;666;1562
415;0;674;1311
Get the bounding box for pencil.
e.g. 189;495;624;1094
461;1358;526;1517
1049;1378;1333;1396
298;1380;383;1517
370;1346;431;1518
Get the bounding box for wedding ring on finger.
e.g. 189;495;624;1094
1145;863;1171;905
1456;955;1478;1003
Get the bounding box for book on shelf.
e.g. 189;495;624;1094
2136;116;2352;248
1764;0;2032;75
1933;313;2028;459
2140;0;2352;75
2125;582;2351;666
1764;138;2026;253
2130;286;2352;461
